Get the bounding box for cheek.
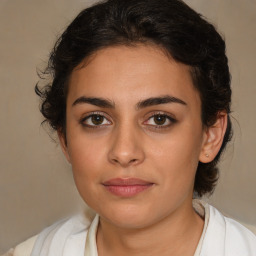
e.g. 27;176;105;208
67;134;107;186
147;125;203;187
67;137;106;207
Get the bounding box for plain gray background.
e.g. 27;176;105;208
0;0;256;253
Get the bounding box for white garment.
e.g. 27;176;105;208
7;200;256;256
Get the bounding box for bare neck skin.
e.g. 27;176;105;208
96;198;204;256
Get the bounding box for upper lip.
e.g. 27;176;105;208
102;178;154;186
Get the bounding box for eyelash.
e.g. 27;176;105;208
79;111;177;130
144;112;177;130
80;112;111;129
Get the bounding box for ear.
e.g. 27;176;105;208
199;112;228;163
57;130;71;163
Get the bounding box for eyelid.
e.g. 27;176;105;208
79;111;112;128
79;110;177;130
143;111;177;128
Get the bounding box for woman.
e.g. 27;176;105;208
5;0;256;255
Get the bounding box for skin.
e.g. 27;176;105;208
59;44;227;256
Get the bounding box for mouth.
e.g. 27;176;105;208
102;178;154;197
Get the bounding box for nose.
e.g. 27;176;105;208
108;124;145;167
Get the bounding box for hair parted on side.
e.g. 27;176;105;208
35;0;232;197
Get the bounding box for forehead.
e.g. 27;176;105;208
67;44;200;108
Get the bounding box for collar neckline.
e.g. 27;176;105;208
84;200;209;256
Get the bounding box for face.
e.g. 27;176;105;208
61;45;208;229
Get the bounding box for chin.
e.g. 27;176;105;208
97;203;161;230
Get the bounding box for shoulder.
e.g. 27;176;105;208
1;236;38;256
11;210;95;256
11;236;38;256
201;203;256;256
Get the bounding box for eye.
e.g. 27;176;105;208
144;113;176;129
80;112;112;128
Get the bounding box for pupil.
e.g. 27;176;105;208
92;115;103;125
154;115;166;125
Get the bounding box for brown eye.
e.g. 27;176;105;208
80;113;112;128
91;115;104;125
154;115;167;125
144;112;177;129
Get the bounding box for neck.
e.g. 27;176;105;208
96;199;204;256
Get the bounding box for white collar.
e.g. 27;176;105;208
31;199;255;255
84;214;99;256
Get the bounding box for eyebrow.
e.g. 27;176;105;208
136;95;187;109
72;95;187;109
72;97;115;108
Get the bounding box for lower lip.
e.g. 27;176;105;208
104;184;153;197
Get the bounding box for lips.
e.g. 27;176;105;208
102;178;154;197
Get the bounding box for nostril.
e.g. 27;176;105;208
111;157;139;166
128;158;139;165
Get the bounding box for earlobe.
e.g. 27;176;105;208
57;130;71;163
199;112;228;163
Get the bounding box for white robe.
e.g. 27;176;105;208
6;200;256;256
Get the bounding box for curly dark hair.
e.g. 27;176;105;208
36;0;232;197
